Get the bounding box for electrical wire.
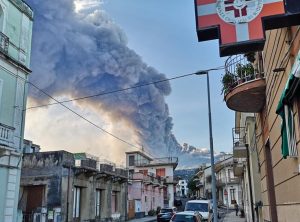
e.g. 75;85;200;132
4;62;225;154
25;66;225;152
26;66;225;110
27;81;141;150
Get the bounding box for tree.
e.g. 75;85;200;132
187;176;198;196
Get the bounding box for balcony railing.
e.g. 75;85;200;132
134;157;178;168
0;123;14;147
223;54;266;112
99;163;114;174
115;168;128;178
0;32;9;54
75;159;97;169
232;127;248;159
216;177;240;186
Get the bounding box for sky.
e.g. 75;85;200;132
24;0;234;167
102;0;234;150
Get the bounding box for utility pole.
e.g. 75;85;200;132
195;70;218;222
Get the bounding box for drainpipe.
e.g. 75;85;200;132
246;145;255;222
66;166;71;222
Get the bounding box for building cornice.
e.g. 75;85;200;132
8;0;33;20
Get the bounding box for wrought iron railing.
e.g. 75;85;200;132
223;54;264;94
115;168;128;178
99;163;114;173
232;127;246;147
0;32;9;54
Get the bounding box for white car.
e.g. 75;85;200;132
184;200;211;221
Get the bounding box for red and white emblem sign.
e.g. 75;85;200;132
216;0;263;24
195;0;286;56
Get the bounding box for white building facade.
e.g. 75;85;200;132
176;180;188;197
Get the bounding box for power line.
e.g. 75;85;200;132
27;81;141;150
25;65;224;153
26;66;225;110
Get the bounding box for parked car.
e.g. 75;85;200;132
171;211;203;222
174;197;183;207
184;200;211;221
157;207;176;222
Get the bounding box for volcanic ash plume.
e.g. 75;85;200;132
26;0;182;156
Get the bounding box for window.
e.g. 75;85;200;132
185;202;208;212
145;196;147;202
156;168;165;177
129;155;135;166
228;169;232;179
230;189;236;204
95;189;101;218
73;187;81;219
111;191;118;213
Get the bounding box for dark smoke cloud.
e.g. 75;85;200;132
26;0;182;155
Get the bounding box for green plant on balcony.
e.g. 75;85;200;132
236;63;255;82
221;71;235;95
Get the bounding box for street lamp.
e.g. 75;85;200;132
195;70;218;222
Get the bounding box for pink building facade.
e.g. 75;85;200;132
126;151;178;219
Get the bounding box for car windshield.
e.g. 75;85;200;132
185;202;208;212
161;209;173;213
172;215;196;222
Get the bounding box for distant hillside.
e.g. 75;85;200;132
174;168;198;180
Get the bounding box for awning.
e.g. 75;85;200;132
276;51;300;158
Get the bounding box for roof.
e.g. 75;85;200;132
125;150;153;161
186;200;210;204
175;211;199;216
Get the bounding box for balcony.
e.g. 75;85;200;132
99;163;114;174
134;157;178;169
115;168;128;178
75;158;97;169
222;54;266;112
0;32;9;55
233;162;244;177
163;176;177;184
216;177;240;187
232;128;248;159
0;123;14;147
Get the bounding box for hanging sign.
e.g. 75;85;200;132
195;0;300;56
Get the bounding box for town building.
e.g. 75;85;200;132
214;154;242;209
23;139;40;154
233;113;263;222
126;151;178;218
195;165;206;199
222;26;300;222
175;179;188;197
127;171;164;219
0;1;33;222
20;150;128;222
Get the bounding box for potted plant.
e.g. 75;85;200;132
221;72;235;95
236;63;255;82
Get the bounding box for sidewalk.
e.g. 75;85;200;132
222;211;246;222
127;216;156;222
